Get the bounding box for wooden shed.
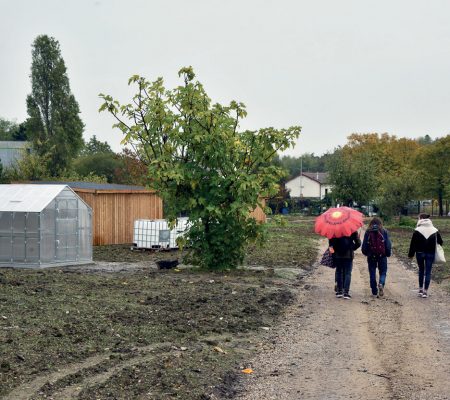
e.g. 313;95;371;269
31;182;163;245
250;198;267;223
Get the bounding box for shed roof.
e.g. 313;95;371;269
31;181;154;193
0;184;71;212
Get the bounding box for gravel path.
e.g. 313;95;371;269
237;241;450;400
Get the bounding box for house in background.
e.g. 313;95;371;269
0;141;31;168
285;172;332;199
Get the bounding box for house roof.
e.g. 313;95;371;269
287;172;329;184
0;184;70;212
301;172;329;184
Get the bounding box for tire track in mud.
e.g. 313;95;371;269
3;343;171;400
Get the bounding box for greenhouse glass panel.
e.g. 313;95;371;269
0;184;92;268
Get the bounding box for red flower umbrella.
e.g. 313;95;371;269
314;207;364;239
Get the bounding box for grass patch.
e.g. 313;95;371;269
245;216;319;270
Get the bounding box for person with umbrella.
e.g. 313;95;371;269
315;207;363;299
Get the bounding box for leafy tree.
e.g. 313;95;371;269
327;133;421;215
377;171;420;217
26;35;84;176
416;135;450;216
100;67;300;269
0;118;28;141
273;153;329;179
417;134;434;145
6;152;51;181
81;135;113;155
73;153;122;183
327;147;377;206
114;148;148;185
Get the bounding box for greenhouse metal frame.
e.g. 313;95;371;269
0;184;92;268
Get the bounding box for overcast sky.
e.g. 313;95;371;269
1;0;450;156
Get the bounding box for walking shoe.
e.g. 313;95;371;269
343;293;352;300
336;292;343;298
418;288;423;297
422;291;428;298
378;284;384;297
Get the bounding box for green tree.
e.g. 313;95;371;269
73;153;122;183
416;135;450;216
100;67;300;270
327;147;377;206
0;118;28;141
26;35;84;176
81;135;113;155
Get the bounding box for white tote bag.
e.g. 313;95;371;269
435;236;446;264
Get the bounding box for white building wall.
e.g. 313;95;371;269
286;175;321;198
286;176;332;199
320;184;333;199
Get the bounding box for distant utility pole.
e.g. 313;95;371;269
299;157;303;197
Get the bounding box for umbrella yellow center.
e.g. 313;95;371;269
331;211;343;219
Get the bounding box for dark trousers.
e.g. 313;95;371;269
335;258;353;294
367;256;388;295
416;252;434;290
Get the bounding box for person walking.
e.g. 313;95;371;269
408;213;444;298
361;217;392;297
329;230;361;299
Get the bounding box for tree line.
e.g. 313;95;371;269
0;35;146;185
326;133;450;217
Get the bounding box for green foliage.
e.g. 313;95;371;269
416;136;450;216
81;135;114;155
377;171;419;217
273;153;330;179
100;67;301;270
327;147;377;206
113;148;148;186
26;35;84;176
50;171;107;184
73;153;122;183
5;151;51;181
327;133;422;215
398;215;416;228
0;118;28;141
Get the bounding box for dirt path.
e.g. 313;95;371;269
237;241;450;400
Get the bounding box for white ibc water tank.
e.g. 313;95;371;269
133;217;189;249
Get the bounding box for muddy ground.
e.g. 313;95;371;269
0;217;318;400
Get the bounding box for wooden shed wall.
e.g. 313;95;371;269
75;190;163;245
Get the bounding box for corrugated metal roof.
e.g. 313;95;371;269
0;141;31;149
0;184;68;212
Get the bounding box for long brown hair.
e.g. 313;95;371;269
368;217;384;231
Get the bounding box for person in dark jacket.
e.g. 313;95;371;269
408;213;443;298
329;230;361;299
361;217;392;297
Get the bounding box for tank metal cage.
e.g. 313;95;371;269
0;185;92;268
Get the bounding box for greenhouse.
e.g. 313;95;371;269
0;184;92;268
